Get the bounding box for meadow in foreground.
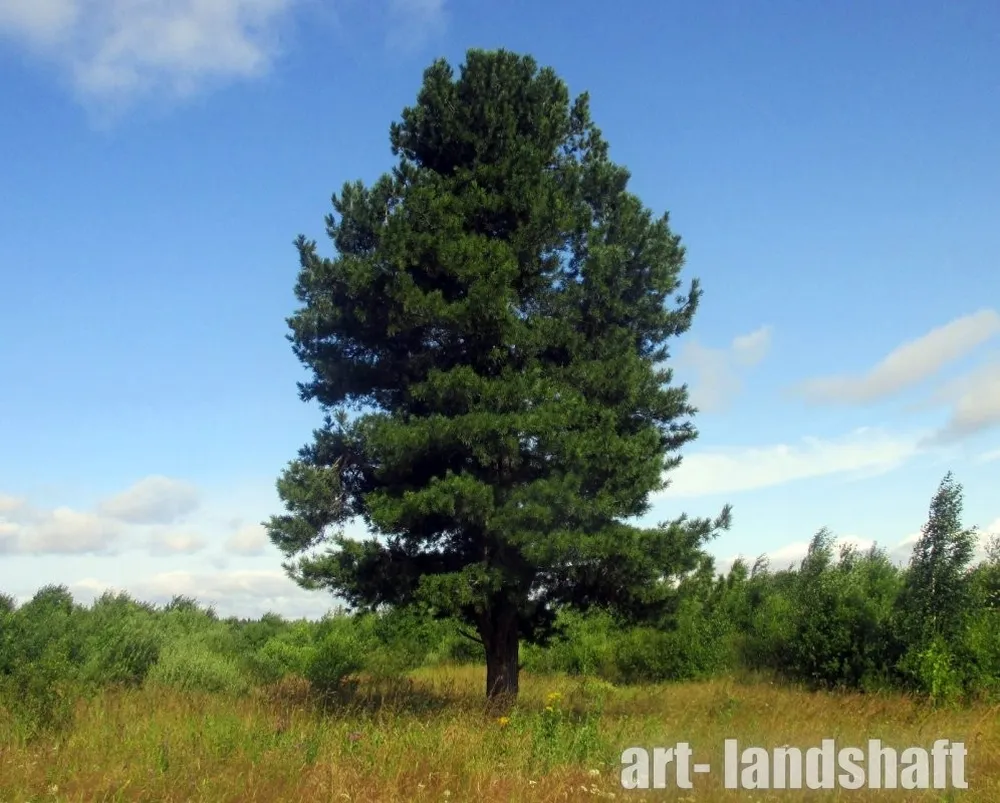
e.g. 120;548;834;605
1;666;997;803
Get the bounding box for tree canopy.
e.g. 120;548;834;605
265;48;730;703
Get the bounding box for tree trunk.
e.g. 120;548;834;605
482;613;519;712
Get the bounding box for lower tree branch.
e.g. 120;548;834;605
458;628;485;646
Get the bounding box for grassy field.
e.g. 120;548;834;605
1;666;997;802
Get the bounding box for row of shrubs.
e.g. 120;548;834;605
2;477;998;738
0;585;497;738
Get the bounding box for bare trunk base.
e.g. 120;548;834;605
483;624;519;714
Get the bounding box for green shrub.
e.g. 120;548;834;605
246;637;315;684
305;632;365;697
84;622;162;687
0;648;78;740
147;640;250;696
82;592;162;687
899;637;964;703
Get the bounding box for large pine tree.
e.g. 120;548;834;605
265;49;730;705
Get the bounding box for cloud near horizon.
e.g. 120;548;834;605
0;494;25;515
0;477;389;559
794;309;1000;405
719;521;999;577
1;475;995;619
1;476;203;555
656;427;922;498
0;505;124;556
68;569;330;619
43;519;1000;619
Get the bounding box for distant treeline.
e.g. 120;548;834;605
1;475;998;739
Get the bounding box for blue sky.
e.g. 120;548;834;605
1;0;998;618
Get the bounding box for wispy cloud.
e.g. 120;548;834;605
148;529;207;556
385;0;446;53
99;476;200;525
1;476;201;555
0;494;26;515
0;0;449;114
923;359;1000;444
657;427;922;498
17;506;124;555
226;523;270;556
794;309;1000;405
675;325;773;413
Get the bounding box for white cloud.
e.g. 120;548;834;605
925;359;1000;444
385;0;445;52
225;523;270;556
148;529;207;556
0;0;298;106
0;0;449;109
731;326;773;367
0;495;123;554
142;568;292;598
887;533;920;565
658;427;921;498
19;506;123;555
99;475;200;525
0;0;78;45
675;325;773;413
796;309;1000;404
978;449;1000;464
0;494;25;515
0;521;20;553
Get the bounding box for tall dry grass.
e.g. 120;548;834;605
1;666;996;802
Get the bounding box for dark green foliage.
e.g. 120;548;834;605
963;535;1000;697
774;533;903;690
266;47;729;701
229;611;288;652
